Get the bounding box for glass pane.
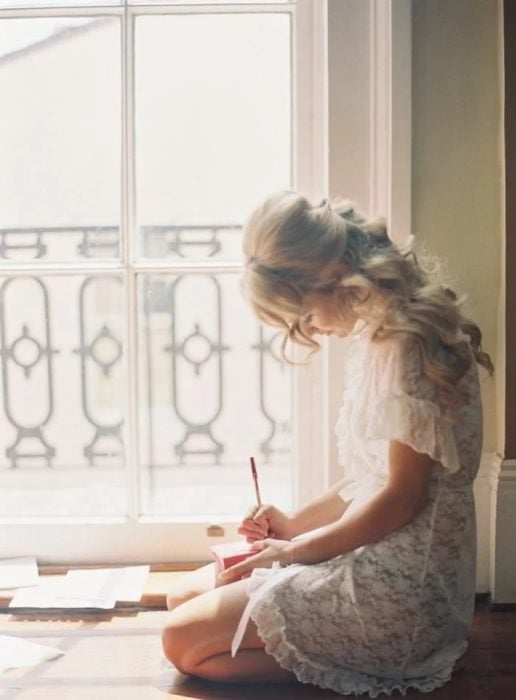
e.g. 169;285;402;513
135;13;291;260
0;17;121;261
0;275;128;516
139;273;293;518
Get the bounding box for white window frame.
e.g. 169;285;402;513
325;0;412;488
0;0;412;565
0;0;329;564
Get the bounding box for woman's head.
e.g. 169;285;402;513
242;191;390;343
242;191;403;342
241;190;493;410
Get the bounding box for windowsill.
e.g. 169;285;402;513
0;563;204;611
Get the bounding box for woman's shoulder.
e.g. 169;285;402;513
353;324;421;375
366;326;481;412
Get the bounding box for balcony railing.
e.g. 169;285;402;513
0;226;291;470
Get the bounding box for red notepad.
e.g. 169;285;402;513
210;541;257;571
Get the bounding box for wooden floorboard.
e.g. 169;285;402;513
0;600;515;699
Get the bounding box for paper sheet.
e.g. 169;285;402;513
0;635;64;673
9;579;116;609
0;557;39;590
65;565;149;602
9;565;149;609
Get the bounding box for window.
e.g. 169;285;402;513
0;0;325;562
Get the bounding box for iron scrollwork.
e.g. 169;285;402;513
253;326;291;461
0;227;291;470
0;277;57;468
74;276;124;466
164;275;228;464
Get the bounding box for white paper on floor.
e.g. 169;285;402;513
0;557;39;590
9;565;149;609
65;565;150;602
0;635;64;673
9;579;116;609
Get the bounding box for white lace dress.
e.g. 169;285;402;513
232;320;482;697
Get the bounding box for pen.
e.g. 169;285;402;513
250;456;262;508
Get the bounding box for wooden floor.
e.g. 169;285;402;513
0;600;515;699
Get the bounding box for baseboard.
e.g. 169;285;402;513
488;595;516;611
475;591;516;610
489;457;516;605
473;452;496;591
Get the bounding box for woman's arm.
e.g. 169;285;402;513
238;476;352;542
289;477;352;537
285;441;434;565
221;441;435;582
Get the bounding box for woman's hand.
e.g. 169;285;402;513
237;504;296;543
218;538;295;584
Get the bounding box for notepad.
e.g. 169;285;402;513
210;541;257;571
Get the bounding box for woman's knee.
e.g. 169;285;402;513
166;564;217;611
166;588;195;611
161;621;192;675
165;578;204;611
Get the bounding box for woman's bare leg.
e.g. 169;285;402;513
166;563;218;610
162;577;295;682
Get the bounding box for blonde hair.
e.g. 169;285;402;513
241;191;493;410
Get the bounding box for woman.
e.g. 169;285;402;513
162;191;492;696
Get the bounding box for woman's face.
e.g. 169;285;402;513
300;292;358;338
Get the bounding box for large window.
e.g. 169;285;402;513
0;0;324;562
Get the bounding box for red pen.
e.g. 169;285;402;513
250;456;262;508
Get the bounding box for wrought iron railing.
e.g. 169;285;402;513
0;226;291;469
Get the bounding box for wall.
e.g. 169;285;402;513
411;0;504;455
412;0;505;595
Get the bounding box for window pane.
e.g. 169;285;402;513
135;13;291;260
139;273;293;517
0;18;121;261
0;275;128;516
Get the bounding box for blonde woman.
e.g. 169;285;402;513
162;191;492;696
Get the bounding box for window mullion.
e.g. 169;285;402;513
0;7;122;20
291;0;329;506
122;5;141;521
127;3;297;18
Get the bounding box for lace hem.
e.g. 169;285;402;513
250;587;461;698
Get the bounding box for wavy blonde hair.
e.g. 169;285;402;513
241;191;493;410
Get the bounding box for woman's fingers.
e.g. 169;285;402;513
237;521;268;539
220;544;266;583
220;557;254;583
252;504;273;523
236;504;274;544
245;505;260;519
251;505;283;537
253;515;270;531
238;518;267;533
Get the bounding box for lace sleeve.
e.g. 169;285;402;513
361;336;460;473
